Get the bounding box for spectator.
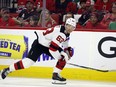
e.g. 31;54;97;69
55;0;71;14
78;0;104;26
0;8;4;18
77;0;95;14
109;18;116;30
35;0;56;13
17;0;26;13
38;9;57;28
87;0;95;5
95;0;114;13
17;0;38;22
77;0;87;14
54;0;72;24
34;0;43;14
66;1;77;14
33;0;42;8
0;8;21;27
46;0;56;13
24;15;39;27
100;2;116;28
78;0;95;26
84;12;107;29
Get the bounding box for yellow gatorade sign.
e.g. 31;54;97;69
0;34;28;59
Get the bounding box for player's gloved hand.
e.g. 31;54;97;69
64;47;74;60
61;51;69;62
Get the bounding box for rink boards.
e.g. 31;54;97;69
0;65;116;82
0;29;116;82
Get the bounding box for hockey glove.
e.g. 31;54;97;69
64;47;74;59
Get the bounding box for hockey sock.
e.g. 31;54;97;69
14;60;24;70
55;57;66;70
9;58;35;72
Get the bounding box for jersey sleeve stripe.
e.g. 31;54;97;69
49;41;59;51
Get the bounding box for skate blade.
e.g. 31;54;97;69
52;80;66;85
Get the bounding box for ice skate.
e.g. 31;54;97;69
0;68;10;80
52;73;66;84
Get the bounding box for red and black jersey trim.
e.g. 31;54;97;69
50;41;63;52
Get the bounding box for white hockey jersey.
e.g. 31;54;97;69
38;25;70;59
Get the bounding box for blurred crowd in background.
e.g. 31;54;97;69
0;0;116;30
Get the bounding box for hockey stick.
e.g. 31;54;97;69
68;63;116;72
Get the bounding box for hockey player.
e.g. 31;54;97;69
0;18;76;84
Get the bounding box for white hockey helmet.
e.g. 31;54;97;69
65;18;76;28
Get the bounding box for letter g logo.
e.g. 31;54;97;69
98;36;116;58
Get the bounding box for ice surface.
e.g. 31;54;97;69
0;77;116;87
